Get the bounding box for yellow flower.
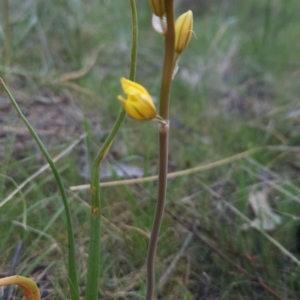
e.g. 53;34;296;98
118;78;157;121
148;0;165;17
0;276;41;300
175;10;193;54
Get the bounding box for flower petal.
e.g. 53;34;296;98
152;14;167;35
118;78;157;121
0;276;41;300
120;77;149;96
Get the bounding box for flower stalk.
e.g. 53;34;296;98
84;0;138;299
145;1;175;299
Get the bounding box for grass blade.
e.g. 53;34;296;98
0;78;79;300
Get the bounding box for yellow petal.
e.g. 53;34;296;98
118;78;157;121
117;95;126;102
0;276;41;300
120;77;149;96
175;10;193;54
124;93;156;120
123;100;156;120
148;0;165;17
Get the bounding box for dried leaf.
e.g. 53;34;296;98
100;161;144;179
245;189;281;231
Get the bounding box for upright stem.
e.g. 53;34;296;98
159;7;175;119
3;0;10;75
84;0;138;299
145;1;175;299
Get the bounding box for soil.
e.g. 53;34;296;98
0;88;83;161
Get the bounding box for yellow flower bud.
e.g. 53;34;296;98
175;10;193;54
148;0;165;17
118;78;157;121
0;275;41;300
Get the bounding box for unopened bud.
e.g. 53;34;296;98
118;78;157;121
175;10;193;54
148;0;165;17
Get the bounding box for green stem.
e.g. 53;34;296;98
84;0;138;299
129;0;138;81
145;1;175;299
0;78;79;300
3;0;10;75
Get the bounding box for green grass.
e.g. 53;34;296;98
1;0;300;299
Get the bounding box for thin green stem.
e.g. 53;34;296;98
3;0;10;75
145;1;175;299
129;0;138;81
0;78;79;300
84;0;138;299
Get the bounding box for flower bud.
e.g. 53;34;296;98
148;0;165;17
175;10;193;54
118;78;157;121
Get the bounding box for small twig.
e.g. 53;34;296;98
1;125;55;136
224;200;300;267
191;222;254;278
59;81;95;97
70;148;260;190
122;224;150;239
1;133;86;208
196;175;300;267
59;46;102;82
248;122;289;144
168;210;253;278
12;221;59;245
70;145;300;191
168;210;286;300
257;275;286;300
158;233;193;289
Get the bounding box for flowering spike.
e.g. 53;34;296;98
148;0;165;17
175;10;193;54
118;78;157;121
